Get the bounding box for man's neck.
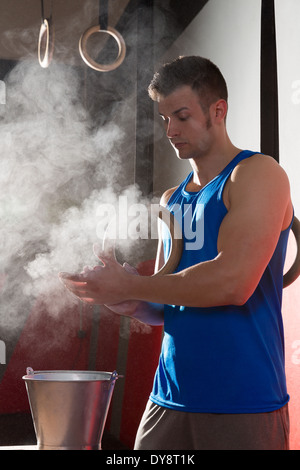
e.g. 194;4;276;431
188;141;241;190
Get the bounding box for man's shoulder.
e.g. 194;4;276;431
232;153;289;183
160;185;179;207
236;152;279;167
228;153;293;227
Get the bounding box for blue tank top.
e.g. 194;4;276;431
150;150;291;413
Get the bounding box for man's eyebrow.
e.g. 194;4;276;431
159;107;189;116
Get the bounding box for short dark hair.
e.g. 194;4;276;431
148;56;228;113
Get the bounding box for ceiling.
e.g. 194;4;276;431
0;0;209;66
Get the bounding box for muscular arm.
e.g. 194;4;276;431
129;156;293;307
60;156;293;311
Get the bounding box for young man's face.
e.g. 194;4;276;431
158;85;214;161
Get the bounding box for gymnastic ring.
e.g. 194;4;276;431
79;25;126;72
283;216;300;288
102;205;183;276
38;18;54;68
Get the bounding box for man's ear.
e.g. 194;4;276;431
214;99;228;121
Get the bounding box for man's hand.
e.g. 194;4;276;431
104;262;141;316
59;247;164;325
58;244;134;306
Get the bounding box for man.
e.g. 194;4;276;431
60;56;293;450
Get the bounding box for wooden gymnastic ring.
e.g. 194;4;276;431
38;18;54;68
102;205;183;276
283;216;300;288
79;25;126;72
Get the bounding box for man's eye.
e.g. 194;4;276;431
178;115;189;121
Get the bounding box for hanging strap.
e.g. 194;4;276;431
99;0;109;30
40;0;53;23
40;0;44;23
260;0;279;162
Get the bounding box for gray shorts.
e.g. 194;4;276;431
134;400;290;450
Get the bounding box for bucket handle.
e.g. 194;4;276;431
110;370;124;383
26;367;34;376
110;370;118;383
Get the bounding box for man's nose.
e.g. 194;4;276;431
166;119;180;138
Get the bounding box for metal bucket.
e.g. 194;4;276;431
23;367;119;450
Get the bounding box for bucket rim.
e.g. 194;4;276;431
22;369;119;382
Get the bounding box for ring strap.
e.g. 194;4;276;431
40;0;53;23
99;0;109;30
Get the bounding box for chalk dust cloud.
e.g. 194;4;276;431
0;1;181;344
0;59;152;340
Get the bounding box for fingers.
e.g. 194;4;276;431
81;265;92;274
58;272;87;283
93;242;116;264
123;262;139;275
58;244;136;306
58;273;88;300
58;272;95;304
